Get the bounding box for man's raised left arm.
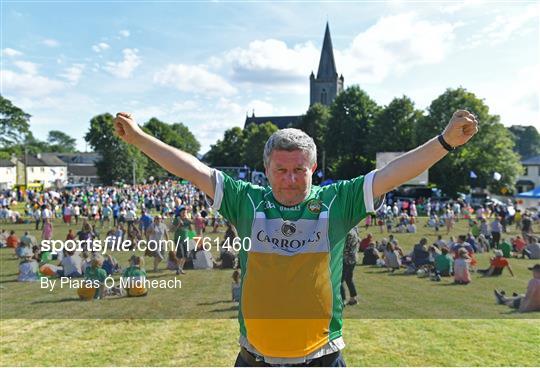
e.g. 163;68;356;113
372;110;479;198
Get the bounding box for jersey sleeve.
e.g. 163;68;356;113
209;169;252;226
332;170;385;230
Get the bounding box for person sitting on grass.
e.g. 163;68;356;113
0;229;8;247
478;249;514;277
498;238;513;258
383;241;401;272
451;235;477;270
411;238;432;269
434;246;454;277
512;236;527;257
454;248;471;285
359;233;373;252
6;230;19;248
18;247;39;282
58;250;83;278
102;254;121;276
524;236;540;260
362;244;380;265
122;256;148;297
78;255;108;300
477;234;490;254
494;264;540;313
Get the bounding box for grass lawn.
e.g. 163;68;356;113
1;213;539;366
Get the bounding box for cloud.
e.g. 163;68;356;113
244;99;274;116
1;69;65;97
104;48;141;78
475;64;539;127
224;39;319;85
211;12;456;90
439;0;488;14
153;64;237;96
339;12;457;83
92;42;110;52
2;48;22;57
119;30;130;38
14;61;39;75
466;4;539;48
43;39;60;47
59;63;85;85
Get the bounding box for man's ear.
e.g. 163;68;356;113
311;162;318;174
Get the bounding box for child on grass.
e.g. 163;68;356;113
454;248;471;285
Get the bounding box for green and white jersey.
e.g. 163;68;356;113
212;169;382;359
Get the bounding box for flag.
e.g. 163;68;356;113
469;171;477;179
493;172;502;181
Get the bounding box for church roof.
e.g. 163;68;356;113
244;115;303;130
316;22;337;79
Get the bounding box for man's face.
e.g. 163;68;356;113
265;150;317;206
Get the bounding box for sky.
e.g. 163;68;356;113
1;0;539;154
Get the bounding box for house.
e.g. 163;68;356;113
46;152;101;185
516;155;540;193
13;154;68;189
0;160;16;190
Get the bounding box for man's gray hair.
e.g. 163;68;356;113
263;128;317;168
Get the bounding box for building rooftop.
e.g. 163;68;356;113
522;155;540;165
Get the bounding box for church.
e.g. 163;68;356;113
244;23;344;129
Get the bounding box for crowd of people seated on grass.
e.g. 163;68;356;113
357;224;539;282
2;202;241;304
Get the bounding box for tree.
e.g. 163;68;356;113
0;95;31;147
85;113;147;185
325;86;381;179
171;122;201;155
508;125;540;159
243;122;278;171
204;127;246;167
47;130;77;152
142;118;201;179
296;103;330;168
370;96;422;152
420;88;521;195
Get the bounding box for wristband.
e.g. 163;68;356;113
437;134;455;151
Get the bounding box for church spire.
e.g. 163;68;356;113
316;22;337;79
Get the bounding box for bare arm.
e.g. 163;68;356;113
114;112;214;198
373;110;479;198
507;264;514;277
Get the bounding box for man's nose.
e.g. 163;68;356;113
285;172;298;183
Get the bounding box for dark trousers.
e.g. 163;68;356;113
491;232;501;248
234;348;346;367
340;263;357;301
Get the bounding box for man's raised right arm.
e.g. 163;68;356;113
114;112;214;198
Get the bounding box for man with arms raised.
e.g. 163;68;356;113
114;110;478;366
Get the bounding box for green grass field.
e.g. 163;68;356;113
1;213;539;366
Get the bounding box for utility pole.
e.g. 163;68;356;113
24;146;28;189
132;160;136;186
322;149;326;180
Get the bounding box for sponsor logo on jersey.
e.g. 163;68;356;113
279;205;301;211
307;199;322;214
255;228;323;253
281;221;296;237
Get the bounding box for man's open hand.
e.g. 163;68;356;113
442;110;479;148
114;112;144;145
